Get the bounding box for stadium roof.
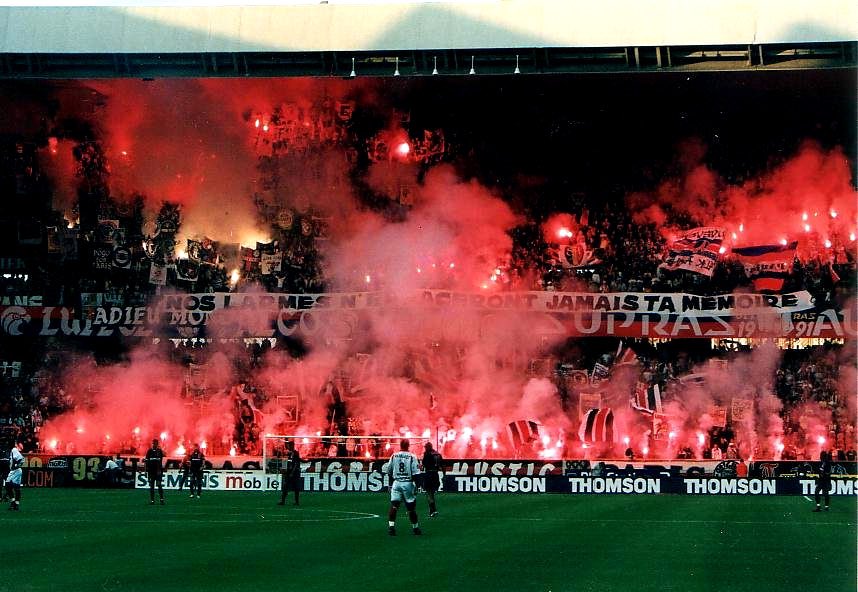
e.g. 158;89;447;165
0;0;855;76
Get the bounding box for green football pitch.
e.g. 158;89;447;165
2;489;855;592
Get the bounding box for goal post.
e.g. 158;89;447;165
262;434;430;474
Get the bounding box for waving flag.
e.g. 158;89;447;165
631;382;662;415
579;408;614;444
732;242;798;292
659;227;724;277
507;420;540;449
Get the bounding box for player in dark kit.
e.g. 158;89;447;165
143;438;165;505
422;441;443;517
813;449;832;512
277;440;302;506
187;444;205;498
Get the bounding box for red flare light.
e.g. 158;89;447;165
697;432;705;446
557;227;573;239
396;142;410;156
739;224;744;232
824;239;832;248
49;439;58;450
802;212;808;221
817;436;826;445
254;119;260;128
850;232;856;241
133;427;141;435
160;431;168;441
830;210;838;218
718;246;727;255
623;436;630;445
780;238;788;246
776;441;785;452
229;446;237;457
200;440;207;450
803;224;811;232
449;262;455;269
262;124;269;132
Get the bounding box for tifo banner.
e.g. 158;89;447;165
659;227;725;277
0;289;852;340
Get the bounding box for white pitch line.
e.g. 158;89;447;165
803;495;814;502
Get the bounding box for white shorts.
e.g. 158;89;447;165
5;468;22;486
390;480;416;504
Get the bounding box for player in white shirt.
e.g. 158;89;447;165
6;442;24;511
386;439;421;536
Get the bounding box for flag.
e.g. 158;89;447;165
615;346;638;367
176;259;199;282
507;420;540;449
659;227;724;277
631;382;662;414
95;219;119;244
732;242;798;292
149;263;167;286
578;392;603;419
111;246;132;269
591;362;610;384
554;244;602;269
578;408;614;443
731;398;753;423
240;247;259;272
652;413;670;440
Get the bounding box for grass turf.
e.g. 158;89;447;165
2;489;855;592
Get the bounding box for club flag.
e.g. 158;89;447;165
578;408;614;443
652;413;670;440
578;392;603;419
240;247;259;272
731;398;754;423
176;259;199;282
95;219;119;244
615;346;638;367
631;382;662;415
591;362;610;384
187;239;203;261
659;227;724;277
111;246;132;269
507;420;540;449
732;242;798;292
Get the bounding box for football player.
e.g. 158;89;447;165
386;439;421;536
